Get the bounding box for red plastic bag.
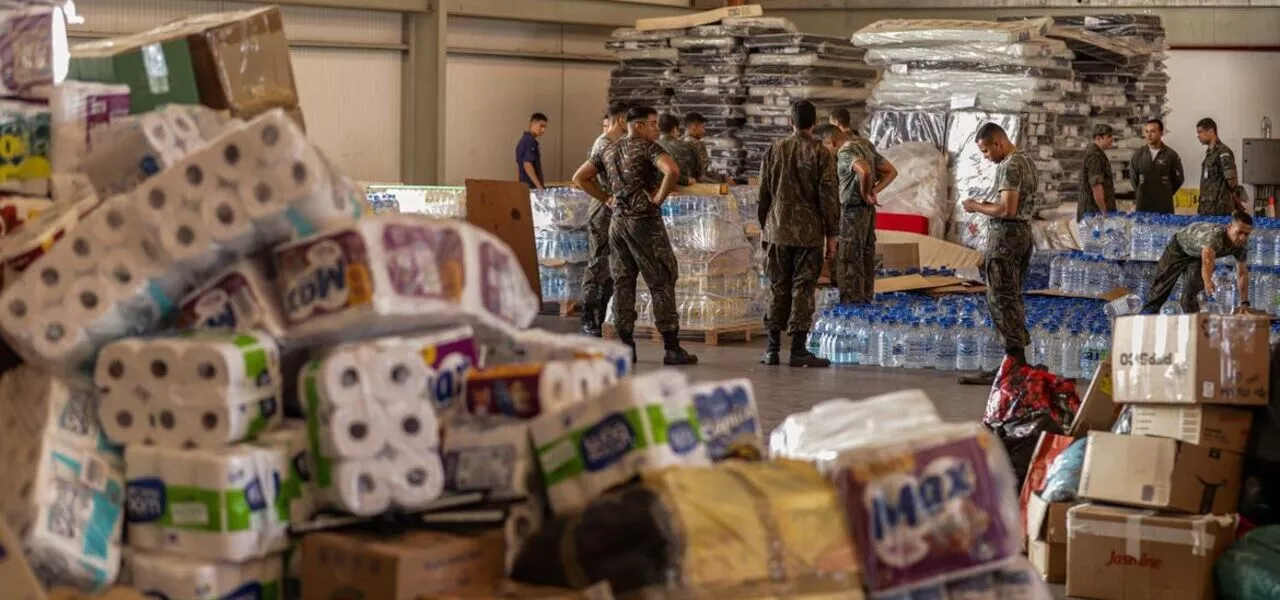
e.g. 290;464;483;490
983;355;1081;437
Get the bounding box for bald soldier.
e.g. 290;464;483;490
572;105;698;366
961;122;1038;384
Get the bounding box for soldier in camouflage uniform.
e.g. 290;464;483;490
571;105;698;366
757;100;839;368
829;108;855;137
1078;124;1116;220
579;102;629;337
657;114;701;186
1195;117;1242;216
1141;214;1253;314
960;123;1038;384
682;112;712;183
815;124;898;304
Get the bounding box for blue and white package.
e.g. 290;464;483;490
128;550;284;600
690;378;763;461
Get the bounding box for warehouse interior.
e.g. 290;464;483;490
1;0;1279;599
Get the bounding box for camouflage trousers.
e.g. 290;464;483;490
984;221;1033;351
837;207;876;304
580;200;613;307
1140;243;1204;314
765;243;823;334
610;215;679;334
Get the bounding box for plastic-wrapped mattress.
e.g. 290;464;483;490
851;17;1051;47
865;109;949;153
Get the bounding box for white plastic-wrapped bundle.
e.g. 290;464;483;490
48;81;130;174
80;105;230;198
851;17;1051;47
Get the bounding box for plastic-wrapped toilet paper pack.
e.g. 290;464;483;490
465;360;606;420
0;197;83;292
690;378;763;462
124;444;289;562
530;369;710;517
0;425;125;592
0;195;57;235
253;421;317;524
0;100;52;196
441;417;536;500
769;389;943;471
404;325;478;417
127;551;283;600
484;328;632;377
80;104;230;198
177;258;287;340
0;4;70;96
299;341;447;517
48;81;130;174
830;422;1022;597
275;214;538;347
0;364;117;458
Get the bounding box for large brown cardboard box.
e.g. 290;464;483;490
875;243;920;270
301;530;505;600
0;520;43;600
1130;404;1254;453
1026;494;1074;583
1078;432;1242;515
1111;314;1270;406
1066;503;1236;600
1069;359;1120;437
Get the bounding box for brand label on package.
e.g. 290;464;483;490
380;222;466;302
278;232;373;325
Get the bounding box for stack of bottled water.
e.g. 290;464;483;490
361;186;467;218
1077;212;1280;265
532;187;593;303
729;185;765;273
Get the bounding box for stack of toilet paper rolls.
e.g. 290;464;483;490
275;214;539;347
484;328;632;378
95;332;283;449
465;359;618;420
0;107;361;374
689;378;764;462
124;552;283;600
299;336;448;517
0;368;125;592
404;325;479;418
80;105;229;199
177;258;288;341
530;369;712;517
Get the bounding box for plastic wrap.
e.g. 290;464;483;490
851;17;1051;47
535;228;588;265
365;185;465;219
1040;437;1087;502
748;85;872;103
946;111;1024;249
876;142;949;238
865;109;949;151
612;48;679;64
864;38;1073;67
609;27;684;41
768;390;942;468
540;263;584;302
747;53;869;70
530;187;591;230
670;36;739;50
720;16;798;34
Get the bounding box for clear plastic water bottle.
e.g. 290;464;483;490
1060;327;1082;378
956;320;981;372
887;320;907;368
1044;325;1064;376
934;318;957;371
981;326;1005;372
834;312;852;365
809;310;827;357
1079;327;1104;380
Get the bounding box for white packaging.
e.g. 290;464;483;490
0;364;116;456
690;378;763;462
127;549;284;600
48;81;130;174
275;214;538;346
441;418;535;500
485;328;631;377
768;389;943;470
124;445;288;562
253;422;317;524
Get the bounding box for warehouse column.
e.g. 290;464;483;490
401;0;448;184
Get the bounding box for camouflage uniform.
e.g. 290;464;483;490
1130;144;1184;214
589;136;680;334
984;151;1038;352
758;132;840;333
683;134;710;181
1077;143;1116;220
1141;222;1247;314
835;138;882;304
658;134;700;185
1198;143;1239;216
581;133;616;309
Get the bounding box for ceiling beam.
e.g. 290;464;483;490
448;0;694;28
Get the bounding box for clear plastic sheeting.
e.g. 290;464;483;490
540;263;584;302
850;17;1051;47
864;39;1073;68
530;187;591;231
720;16;798;34
864;109;948;151
535;228;588;264
365;186;466;219
877;142;949;239
870;71;1069;112
768;390;942;471
946;111;1024;249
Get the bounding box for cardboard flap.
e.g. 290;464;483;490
636;4;764;31
876;243;920;270
464;179;541;303
1068;360;1119;437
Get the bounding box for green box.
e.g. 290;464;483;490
69;34;201;114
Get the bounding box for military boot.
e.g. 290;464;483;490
788;331;830;368
617;329;638;365
579;304;602;337
760;330;781;365
661;331;699;366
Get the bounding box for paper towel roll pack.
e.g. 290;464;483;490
124;444;289;562
485;328;632;377
127;551;283;600
830;422;1022;596
441;418;536;500
95;332;284;448
48;81;131;174
530;370;710;517
689;378;763;462
465;359;616;420
275;214;538;346
177;258;287;340
299;339;447;516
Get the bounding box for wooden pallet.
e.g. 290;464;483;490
604;322;762;346
540;299;580;317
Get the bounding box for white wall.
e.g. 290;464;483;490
1163;50;1280;194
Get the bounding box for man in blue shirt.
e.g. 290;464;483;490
516;113;548;190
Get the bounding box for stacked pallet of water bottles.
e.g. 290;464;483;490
531;187;593;316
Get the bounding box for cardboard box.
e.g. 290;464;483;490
1028;539;1067;584
636;4;763;31
0;520;43;600
1078;432;1243;515
183;7;299;118
1111;314;1270;406
875;242;919;270
1130;405;1254;453
301;530;505;600
1066;503;1236;600
70;34;202;113
1025;494;1074;584
1069;359;1120;437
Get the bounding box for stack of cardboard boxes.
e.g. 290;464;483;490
1027;313;1270;600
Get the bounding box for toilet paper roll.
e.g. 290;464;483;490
529;398;597;517
332;459;393;517
244;110;304;160
175;154;221;205
0;280;38;331
155;211;215;267
29;317;93;367
385;451;445;509
178;331;279;394
135;340;182;390
87;196;137;248
571;359;617;400
368;344;433;404
464;361;578;420
94;338;142;391
150;400;253;450
690;378;763;462
383;400;440;450
305;348;368;408
31;257;73;301
60;230;102;274
254;422;317;524
98;389;152;446
237;174;287;221
266;148;331;205
200;189;256;253
66;274;126;331
320;403;383;459
590;359;619;392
